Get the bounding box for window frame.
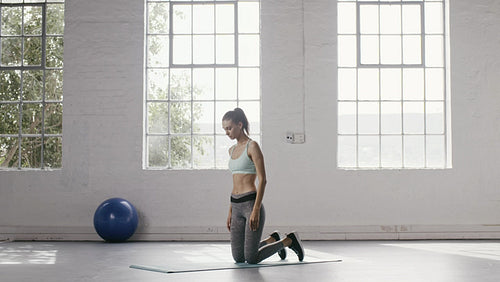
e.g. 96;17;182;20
0;1;64;170
337;0;451;170
144;0;261;170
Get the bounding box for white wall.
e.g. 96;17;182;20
1;0;500;241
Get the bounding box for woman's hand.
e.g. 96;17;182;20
249;208;260;231
226;210;232;231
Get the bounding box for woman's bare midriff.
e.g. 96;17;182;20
231;174;257;195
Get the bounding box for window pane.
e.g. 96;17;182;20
380;4;401;34
426;101;444;134
380;35;401;64
338;136;356;168
238;101;260;134
216;135;232;169
215;101;237;134
425;2;443;34
148;35;169;67
402;35;421;64
193;68;214;100
238;67;259;100
193;135;215;169
193;102;214;134
46;36;63;68
170;136;191;169
338;102;356;134
338;68;357;101
21;137;41;168
0;137;19;167
22;103;43;134
359;5;378;34
338;35;357;67
193;4;214;34
44;136;62;168
404;135;425;168
216;34;235;64
403;102;424;134
173;35;192;64
381;136;402;168
238;2;259;34
24;37;42;66
238;35;259;66
46;4;65;35
147;69;169;100
380;68;401;100
147;102;169;134
148;2;169;34
1;38;22;66
24;6;42;35
0;104;19;134
170;68;191;100
216;4;234;33
360;35;379;65
193;35;215;64
170;102;191;134
337;2;356;34
381;102;401;134
44;102;62;134
148;136;168;167
215;68;236;100
403;68;424;100
1;7;22;35
358;68;379;100
45;70;63;101
425;35;444;67
172;5;191;34
358;102;379;135
0;70;21;101
358;136;379;168
425;68;444;100
402;4;421;34
22;70;43;101
426;135;445;168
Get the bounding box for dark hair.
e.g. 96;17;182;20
222;108;250;135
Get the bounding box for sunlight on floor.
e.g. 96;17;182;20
384;242;500;261
0;243;57;265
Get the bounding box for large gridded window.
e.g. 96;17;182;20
145;0;260;169
0;0;64;170
337;0;451;169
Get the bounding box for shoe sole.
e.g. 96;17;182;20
289;231;305;261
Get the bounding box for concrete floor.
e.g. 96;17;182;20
1;240;499;282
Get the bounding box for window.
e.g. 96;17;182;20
0;0;64;170
337;0;450;169
145;0;261;169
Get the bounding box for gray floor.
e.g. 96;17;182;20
1;240;499;282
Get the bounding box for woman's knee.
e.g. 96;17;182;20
245;251;259;264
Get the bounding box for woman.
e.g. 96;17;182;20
222;108;304;264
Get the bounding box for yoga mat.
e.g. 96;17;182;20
130;249;342;274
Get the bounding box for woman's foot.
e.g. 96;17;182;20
286;232;304;261
269;231;287;260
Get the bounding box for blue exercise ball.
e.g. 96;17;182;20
93;198;138;242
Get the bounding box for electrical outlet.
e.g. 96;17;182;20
294;133;305;144
285;132;305;144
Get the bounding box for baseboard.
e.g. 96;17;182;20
1;224;500;241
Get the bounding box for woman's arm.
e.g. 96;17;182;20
227;204;232;231
248;141;267;231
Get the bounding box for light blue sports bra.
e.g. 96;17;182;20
228;140;257;175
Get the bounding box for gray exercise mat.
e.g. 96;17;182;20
130;248;342;274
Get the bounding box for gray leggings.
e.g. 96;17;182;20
230;192;285;264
